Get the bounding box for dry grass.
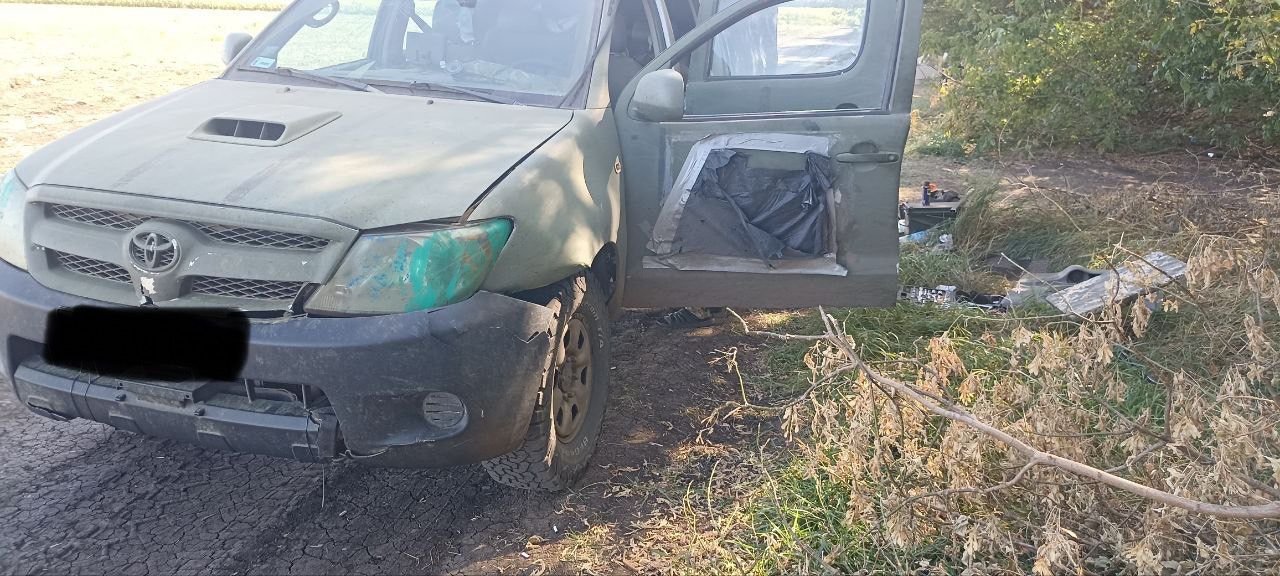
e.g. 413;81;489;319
614;159;1280;574
0;0;281;11
0;3;275;172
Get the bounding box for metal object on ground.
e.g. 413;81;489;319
1046;252;1187;315
903;200;961;234
1006;264;1106;306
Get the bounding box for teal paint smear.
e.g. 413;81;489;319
403;219;513;312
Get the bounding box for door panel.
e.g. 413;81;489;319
616;0;922;309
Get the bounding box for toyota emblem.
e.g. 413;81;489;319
129;231;179;273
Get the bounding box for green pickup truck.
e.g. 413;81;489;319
0;0;921;489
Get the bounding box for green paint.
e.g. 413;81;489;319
404;219;513;312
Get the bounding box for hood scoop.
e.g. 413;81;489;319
190;105;341;147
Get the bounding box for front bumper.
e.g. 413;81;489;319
0;259;556;468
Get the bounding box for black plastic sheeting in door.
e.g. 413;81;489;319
673;149;835;265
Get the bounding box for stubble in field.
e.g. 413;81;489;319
0;4;273;171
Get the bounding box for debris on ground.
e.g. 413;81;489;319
900;284;1008;311
1005;264;1105;306
901;182;964;234
1045;252;1187;315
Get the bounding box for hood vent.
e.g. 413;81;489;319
208;119;286;142
190;105;342;147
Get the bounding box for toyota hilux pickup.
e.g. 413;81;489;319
0;0;921;490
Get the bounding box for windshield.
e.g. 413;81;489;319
238;0;604;107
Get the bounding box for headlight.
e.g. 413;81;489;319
306;219;513;315
0;170;28;270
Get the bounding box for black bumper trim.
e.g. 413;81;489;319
0;259;557;468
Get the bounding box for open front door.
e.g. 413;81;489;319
616;0;922;309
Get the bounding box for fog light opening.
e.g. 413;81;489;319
422;392;467;429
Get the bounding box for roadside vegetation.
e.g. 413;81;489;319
920;0;1280;155
579;151;1279;574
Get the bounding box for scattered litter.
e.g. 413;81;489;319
900;285;954;306
900;284;1009;311
1046;252;1187;315
921;181;961;204
1006;264;1105;306
901;181;964;234
899;229;930;244
519;551;531;559
958;291;1008;311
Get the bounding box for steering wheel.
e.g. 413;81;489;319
305;1;340;28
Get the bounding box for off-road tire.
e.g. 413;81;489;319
482;275;611;490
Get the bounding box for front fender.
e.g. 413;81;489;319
470;109;622;293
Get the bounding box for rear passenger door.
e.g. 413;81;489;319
616;0;922;309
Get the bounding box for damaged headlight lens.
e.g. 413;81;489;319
306;219;513;315
0;170;28;270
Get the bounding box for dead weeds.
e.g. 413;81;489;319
618;156;1280;575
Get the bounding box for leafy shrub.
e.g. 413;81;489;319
922;0;1280;153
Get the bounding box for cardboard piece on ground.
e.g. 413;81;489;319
1046;252;1187;315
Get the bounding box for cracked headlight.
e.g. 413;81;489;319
305;219;513;316
0;170;28;270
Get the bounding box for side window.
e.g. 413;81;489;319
709;0;868;77
609;1;660;100
275;0;383;71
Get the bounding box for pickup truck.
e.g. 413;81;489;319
0;0;921;490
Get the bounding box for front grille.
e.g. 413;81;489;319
52;251;132;283
50;204;148;230
190;276;306;301
48;204;330;251
191;223;330;250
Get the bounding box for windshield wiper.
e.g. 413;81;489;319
248;66;383;93
400;81;518;105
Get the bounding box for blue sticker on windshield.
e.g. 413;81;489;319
250;57;276;69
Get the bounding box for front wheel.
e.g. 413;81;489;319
482;275;611;490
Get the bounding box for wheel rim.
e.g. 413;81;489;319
553;316;592;441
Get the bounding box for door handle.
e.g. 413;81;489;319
835;152;900;164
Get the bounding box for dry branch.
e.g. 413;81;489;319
801;308;1280;520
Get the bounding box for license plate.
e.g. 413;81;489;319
44;306;249;382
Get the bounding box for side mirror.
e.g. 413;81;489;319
629;69;686;123
222;32;253;66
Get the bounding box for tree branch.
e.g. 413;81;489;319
815;309;1280;520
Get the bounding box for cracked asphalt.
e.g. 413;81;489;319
0;313;744;575
0;380;492;575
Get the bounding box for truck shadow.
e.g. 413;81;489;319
0;310;759;575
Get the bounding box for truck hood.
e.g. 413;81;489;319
17;79;573;229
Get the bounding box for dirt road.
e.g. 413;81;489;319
0;6;776;573
0;311;759;575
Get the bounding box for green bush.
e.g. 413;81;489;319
922;0;1280;153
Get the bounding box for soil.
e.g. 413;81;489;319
0;309;761;575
